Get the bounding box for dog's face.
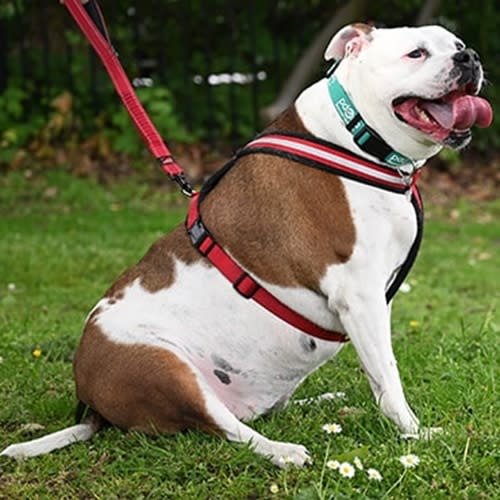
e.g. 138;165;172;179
325;24;492;159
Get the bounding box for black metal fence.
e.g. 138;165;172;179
1;1;496;146
1;0;335;144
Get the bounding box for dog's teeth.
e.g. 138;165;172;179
416;106;431;122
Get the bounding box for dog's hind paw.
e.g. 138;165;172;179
0;444;26;459
401;426;443;441
258;441;312;468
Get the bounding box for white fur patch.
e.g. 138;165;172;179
0;424;95;459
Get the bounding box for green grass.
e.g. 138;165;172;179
0;171;498;499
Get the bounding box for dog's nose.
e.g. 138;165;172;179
453;48;482;87
453;48;480;67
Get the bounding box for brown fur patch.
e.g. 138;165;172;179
74;321;219;435
105;225;204;297
352;22;374;37
100;105;355;299
200;106;356;291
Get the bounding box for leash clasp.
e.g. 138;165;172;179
172;173;195;198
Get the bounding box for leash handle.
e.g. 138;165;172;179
63;0;194;197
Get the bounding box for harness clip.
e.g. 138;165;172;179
187;219;214;256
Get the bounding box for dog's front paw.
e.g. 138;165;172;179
401;426;443;440
258;440;312;468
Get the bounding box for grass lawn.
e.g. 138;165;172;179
0;170;498;499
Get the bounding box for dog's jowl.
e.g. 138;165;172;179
2;24;493;466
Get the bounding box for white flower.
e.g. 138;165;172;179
326;459;340;470
353;456;364;470
7;283;16;292
367;468;383;481
399;453;420;468
269;484;279;494
338;462;355;478
400;282;411;293
322;423;342;434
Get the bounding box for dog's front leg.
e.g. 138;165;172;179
330;285;420;434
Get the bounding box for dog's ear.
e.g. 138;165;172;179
324;23;374;61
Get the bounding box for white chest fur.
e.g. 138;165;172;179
321;179;417;303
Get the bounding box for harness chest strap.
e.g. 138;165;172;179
186;133;423;343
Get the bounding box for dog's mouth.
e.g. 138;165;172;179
393;86;493;145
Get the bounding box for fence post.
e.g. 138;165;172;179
0;18;7;92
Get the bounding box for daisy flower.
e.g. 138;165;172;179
322;423;342;434
326;459;340;470
399;453;420;468
269;484;279;494
338;461;355;478
367;468;383;481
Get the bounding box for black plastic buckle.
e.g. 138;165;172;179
187;219;214;256
233;272;260;299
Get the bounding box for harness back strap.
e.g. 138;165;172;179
186;132;423;342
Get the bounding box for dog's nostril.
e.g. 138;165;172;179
453;50;471;64
453;48;480;66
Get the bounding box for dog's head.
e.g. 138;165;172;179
325;24;493;159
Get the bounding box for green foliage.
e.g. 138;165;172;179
0;1;20;19
1;0;499;163
0;87;43;163
106;86;192;156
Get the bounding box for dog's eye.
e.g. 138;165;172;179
407;48;428;59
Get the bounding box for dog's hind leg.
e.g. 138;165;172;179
75;325;311;468
196;377;312;468
0;422;98;459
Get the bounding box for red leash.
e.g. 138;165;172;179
63;0;194;196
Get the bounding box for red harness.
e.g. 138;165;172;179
186;132;423;343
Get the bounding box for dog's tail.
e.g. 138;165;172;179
0;402;105;459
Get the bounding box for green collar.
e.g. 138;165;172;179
327;72;413;168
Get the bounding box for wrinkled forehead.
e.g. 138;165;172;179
371;25;464;55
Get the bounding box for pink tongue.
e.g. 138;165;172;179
422;95;493;130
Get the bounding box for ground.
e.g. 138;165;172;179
0;162;498;499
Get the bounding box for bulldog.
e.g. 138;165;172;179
1;23;492;466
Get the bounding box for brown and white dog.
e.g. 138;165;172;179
1;24;493;466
